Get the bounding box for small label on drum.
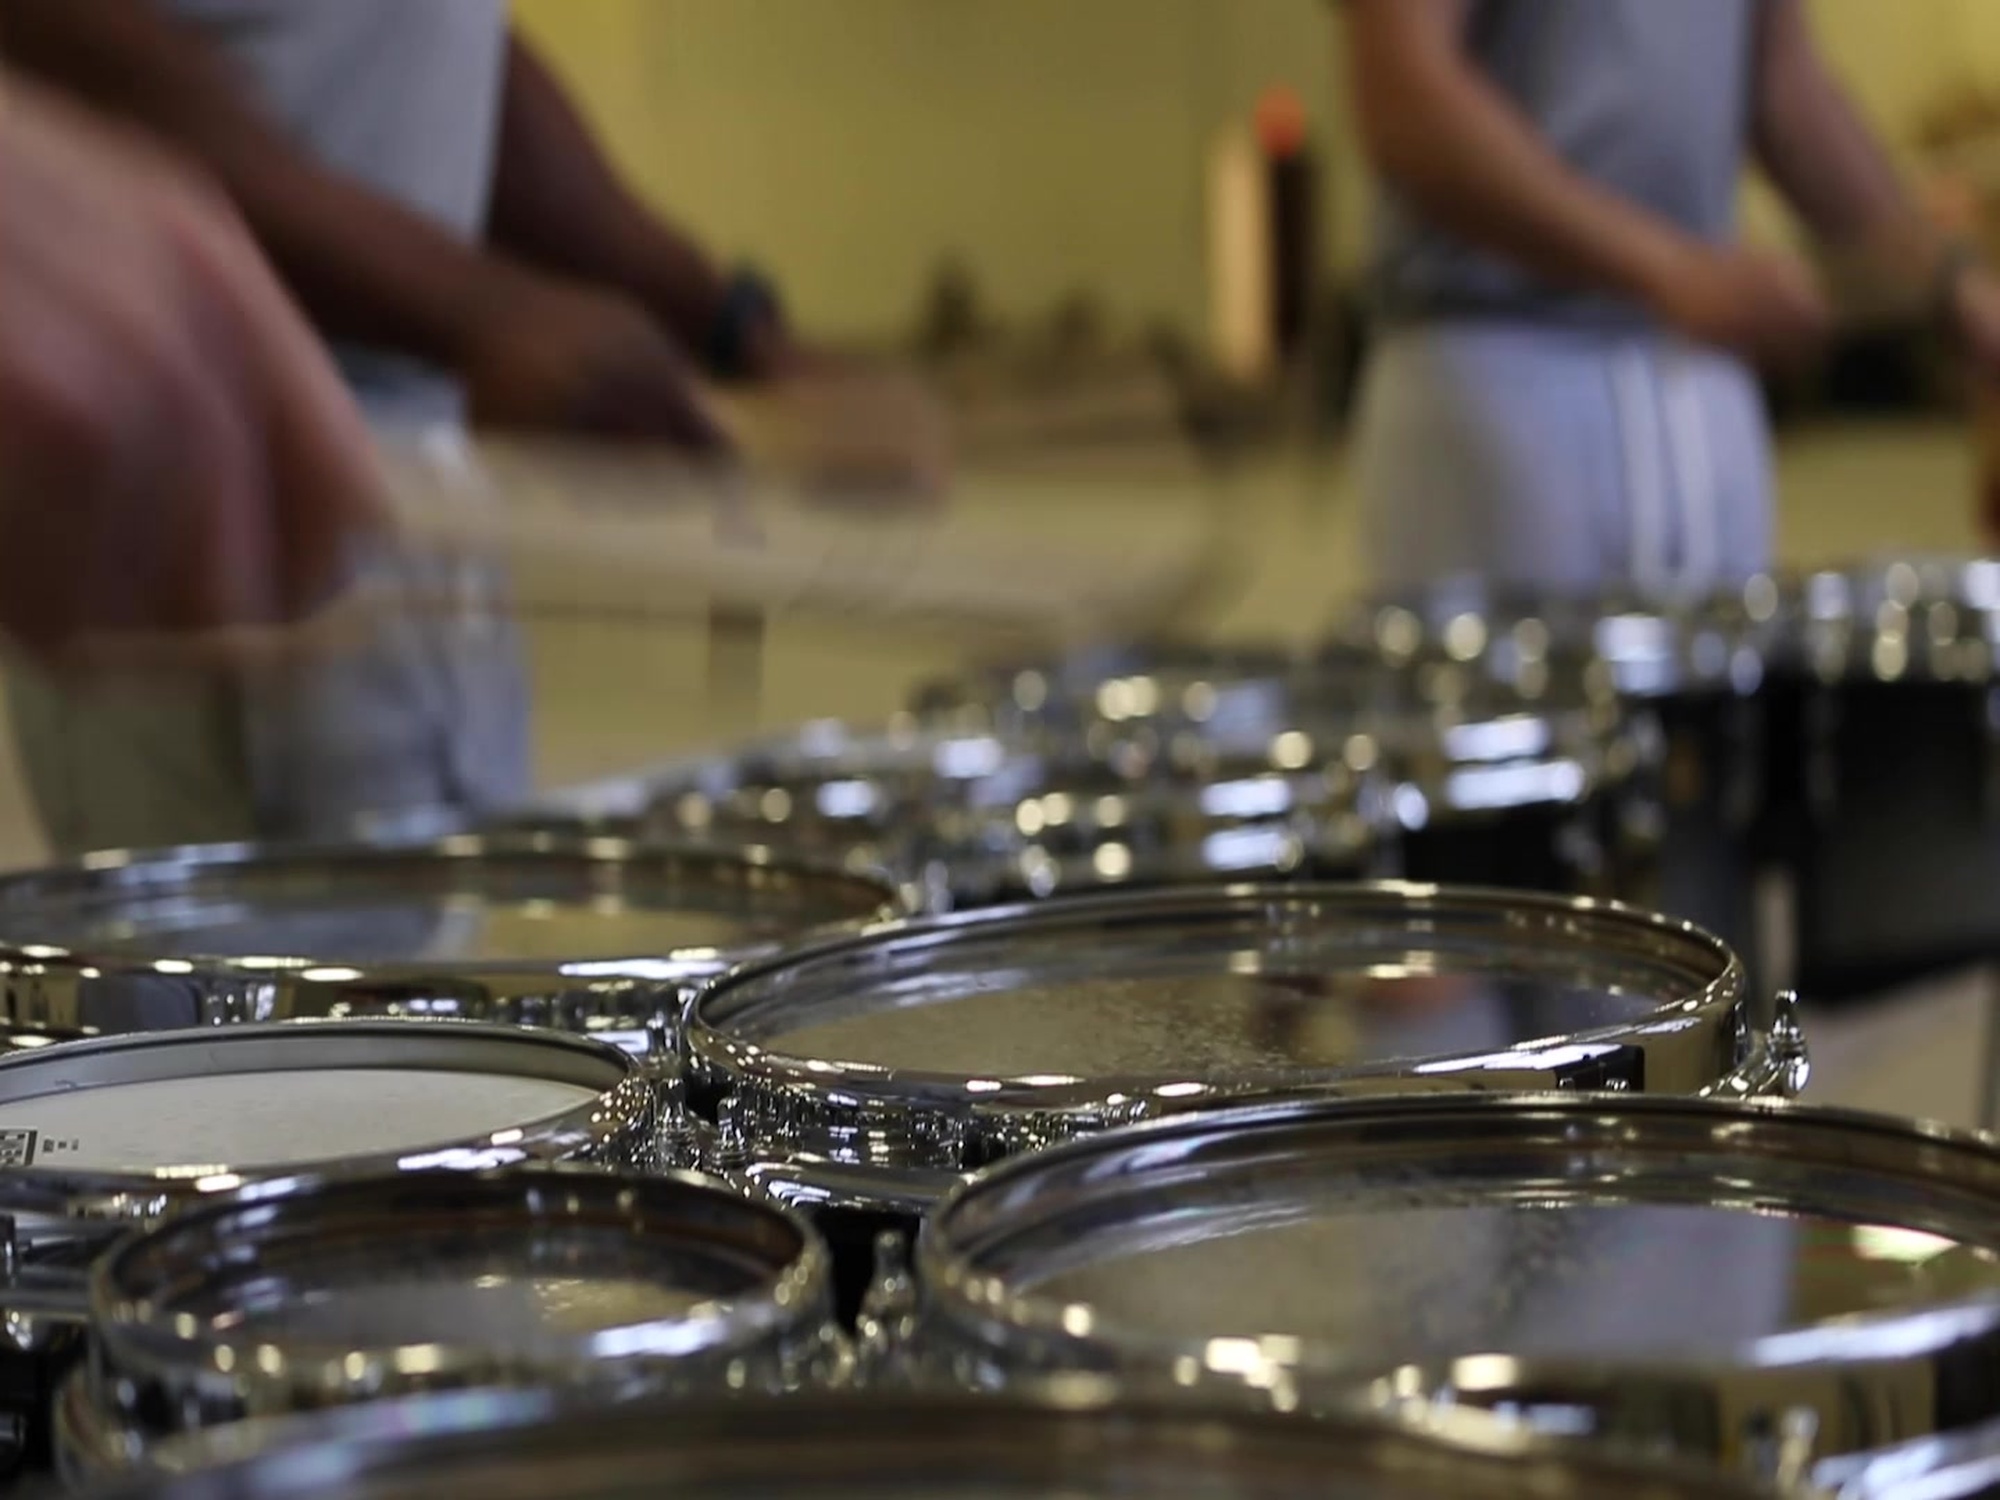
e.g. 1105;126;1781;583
0;1129;35;1167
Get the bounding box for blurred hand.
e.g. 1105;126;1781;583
725;358;954;505
461;274;731;452
1645;245;1832;366
0;80;382;657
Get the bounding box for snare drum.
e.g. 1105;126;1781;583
939;748;1380;906
63;1391;1786;1500
1764;558;2000;994
910;1094;2000;1486
683;884;1803;1322
1563;585;1782;986
0;1019;657;1474
53;1165;847;1480
914;641;1319;760
1332;598;1639;898
637;722;1029;913
0;834;900;1050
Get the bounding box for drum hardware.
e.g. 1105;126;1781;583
1764;561;2000;1002
686;884;1803;1332
647;1023;711;1174
901;1092;2000;1489
0;1018;667;1479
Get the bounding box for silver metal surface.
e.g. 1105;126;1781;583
635;722;1030;913
941;750;1380;905
0;833;901;1049
914;641;1324;753
1773;559;2000;686
58;1164;847;1473
1824;1418;2000;1497
687;883;1796;1221
916;1093;2000;1482
62;1388;1788;1498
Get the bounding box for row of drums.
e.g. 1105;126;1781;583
561;557;2000;998
0;563;1988;1494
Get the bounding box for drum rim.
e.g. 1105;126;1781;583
687;882;1755;1199
84;1164;838;1419
0;1019;653;1231
62;1385;1781;1498
916;1091;2000;1458
1345;581;1788;699
0;831;905;1019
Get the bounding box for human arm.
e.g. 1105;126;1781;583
1753;0;2000;379
0;77;379;652
0;0;725;446
1342;0;1828;360
490;37;792;381
488;34;949;492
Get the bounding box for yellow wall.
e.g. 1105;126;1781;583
514;0;1357;342
514;0;2000;342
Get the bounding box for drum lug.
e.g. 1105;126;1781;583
709;1095;754;1175
1765;991;1811;1099
855;1229;919;1388
643;1017;707;1172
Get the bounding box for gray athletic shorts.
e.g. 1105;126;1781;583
1354;322;1775;595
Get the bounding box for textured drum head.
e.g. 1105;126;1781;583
697;885;1743;1096
0;1067;600;1174
922;1095;2000;1467
0;1023;633;1179
97;1170;824;1380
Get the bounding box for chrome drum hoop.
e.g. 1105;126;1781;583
0;834;903;1048
685;883;1795;1216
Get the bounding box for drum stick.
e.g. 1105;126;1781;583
48;428;1229;674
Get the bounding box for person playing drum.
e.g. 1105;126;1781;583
1340;0;2000;596
0;0;943;856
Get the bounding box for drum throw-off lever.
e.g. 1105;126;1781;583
1703;991;1811;1102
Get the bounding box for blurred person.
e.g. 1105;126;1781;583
1342;0;2000;594
0;0;942;858
0;75;379;657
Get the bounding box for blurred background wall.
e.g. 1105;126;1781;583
517;0;2000;347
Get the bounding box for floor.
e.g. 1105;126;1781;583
0;419;1987;1127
